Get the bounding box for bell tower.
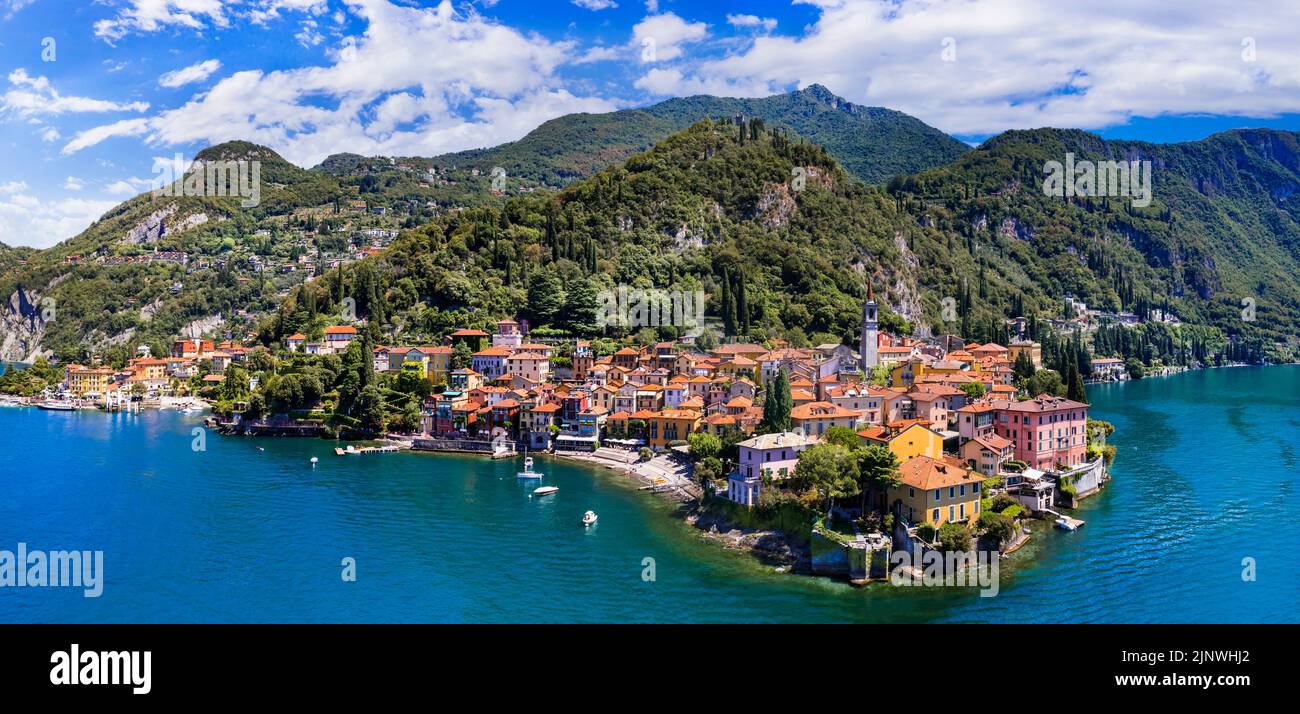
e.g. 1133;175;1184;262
860;284;878;372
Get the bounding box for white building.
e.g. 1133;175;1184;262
727;432;815;507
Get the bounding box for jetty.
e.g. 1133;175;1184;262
334;444;402;456
1043;509;1085;530
411;437;517;457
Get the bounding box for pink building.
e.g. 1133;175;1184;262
993;394;1089;470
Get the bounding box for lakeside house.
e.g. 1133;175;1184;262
726;432;815;507
887;455;984;527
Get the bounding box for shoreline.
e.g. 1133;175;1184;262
544;448;808;571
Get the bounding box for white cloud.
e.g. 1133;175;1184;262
104;176;156;196
63;176;85;191
94;0;230;42
573;45;622;64
572;0;617;10
159;59;222;88
633;13;709;63
130;0;620;167
726;14;777;32
637;0;1300;135
0;190;119;249
39;126;59;142
295;18;325;46
1;69;149;116
1;0;36;20
61;118;150;155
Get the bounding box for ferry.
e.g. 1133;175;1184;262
37;401;77;411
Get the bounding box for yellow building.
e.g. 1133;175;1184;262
887;455;983;527
646;409;702;449
65;364;116;396
857;421;944;462
1008;340;1043;369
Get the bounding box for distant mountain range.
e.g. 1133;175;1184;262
0;86;1296;366
316;84;971;186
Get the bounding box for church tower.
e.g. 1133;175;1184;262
860;283;878;372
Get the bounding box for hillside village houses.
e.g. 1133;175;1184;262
48;281;1103;546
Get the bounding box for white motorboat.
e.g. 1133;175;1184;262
582;510;598;527
532;486;559;497
1054;517;1078;531
516;455;544;479
37;401;76;411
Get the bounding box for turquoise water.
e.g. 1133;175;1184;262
0;365;1296;622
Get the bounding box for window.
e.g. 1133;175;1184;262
932;508;939;522
908;487;915;497
949;505;955;521
960;503;966;519
974;482;980;494
948;486;955;498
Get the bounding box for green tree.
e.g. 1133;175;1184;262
1023;368;1062;398
451;341;473;370
792;443;860;514
759;368;792;433
561;278;602;335
687;431;722;462
1065;359;1087;402
822;425;861;450
525;271;566;327
937;522;972;552
959;382;985;400
856;444;901;513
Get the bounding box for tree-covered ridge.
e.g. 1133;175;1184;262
887;127;1300;351
384;84;969;189
264;118;924;349
265;119;1294;369
0;141;498;364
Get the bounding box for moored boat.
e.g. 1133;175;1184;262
37;401;77;411
516;454;544;479
532;486;559;497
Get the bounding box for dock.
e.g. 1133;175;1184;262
334;444;403;456
1043;509;1085;530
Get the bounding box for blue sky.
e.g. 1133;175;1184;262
2;0;1300;248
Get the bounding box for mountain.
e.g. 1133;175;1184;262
2;116;1296;368
266;119;1294;367
316;85;970;187
892;127;1300;348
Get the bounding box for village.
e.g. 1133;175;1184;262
3;282;1121;585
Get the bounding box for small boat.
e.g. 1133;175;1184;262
516;454;544;479
532;486;559;497
310;457;319;467
582;510;598;527
37;401;76;411
1055;517;1078;531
